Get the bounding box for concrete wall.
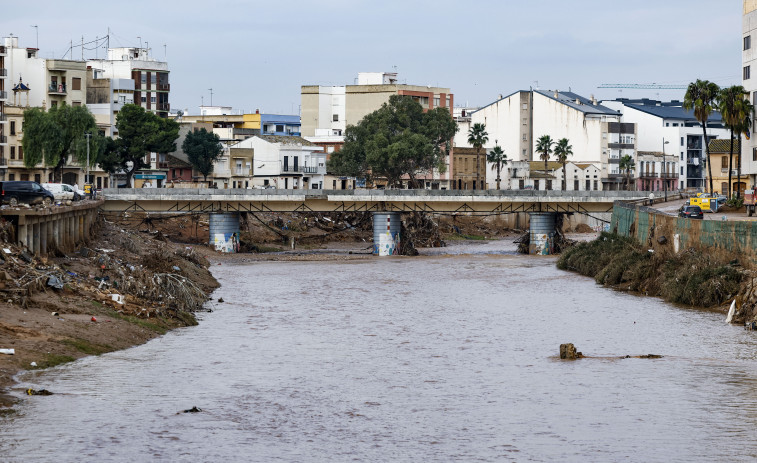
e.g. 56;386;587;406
611;201;757;258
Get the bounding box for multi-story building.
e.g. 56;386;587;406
87;47;170;118
0;41;7;173
472;90;629;190
302;72;454;188
742;1;757;187
602;98;727;191
450;147;480;190
86;70;135;136
707;139;747;195
180;109;300;144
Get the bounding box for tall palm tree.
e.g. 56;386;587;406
718;85;748;198
487;145;508;190
684;79;720;194
467;123;488;189
553;138;573;190
619;154;636;191
535;135;554;177
735;97;754;198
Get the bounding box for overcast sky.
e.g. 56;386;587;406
3;0;744;115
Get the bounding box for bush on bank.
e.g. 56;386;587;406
557;232;744;307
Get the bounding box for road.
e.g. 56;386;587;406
651;197;757;221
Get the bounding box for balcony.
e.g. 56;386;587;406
48;84;67;95
608;142;634;149
0;46;5;56
0;68;6;78
0;114;6;122
158;162;169;169
157;83;170;91
157;102;170;112
0;91;6;101
0;135;7;145
0;158;6;166
282;165;326;174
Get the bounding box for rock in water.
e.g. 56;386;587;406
560;343;582;359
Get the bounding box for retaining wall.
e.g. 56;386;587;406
611;202;757;257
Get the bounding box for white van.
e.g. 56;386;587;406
41;183;82;201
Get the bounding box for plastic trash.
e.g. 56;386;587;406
91;317;97;322
172;266;181;272
47;275;64;290
0;348;14;355
30;361;37;367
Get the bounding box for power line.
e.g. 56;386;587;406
598;83;687;89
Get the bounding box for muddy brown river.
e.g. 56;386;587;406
2;239;757;462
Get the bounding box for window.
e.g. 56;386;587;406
276;124;284;132
140;73;146;84
746;35;752;50
18;147;23;160
745;65;751;80
72;101;81;106
681;137;684;146
10;146;15;160
593;180;598;190
151;73;157;83
434;97;440;107
332;114;339;122
522;118;527;125
141;96;147;103
586;179;591;190
150;96;156;103
753;147;757;162
522;103;528;110
721;157;728;169
8;174;14;180
522;134;527;141
9;121;15;135
72;78;81;90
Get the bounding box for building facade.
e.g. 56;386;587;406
708;139;748;195
742;1;757;187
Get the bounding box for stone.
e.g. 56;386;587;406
559;343;583;360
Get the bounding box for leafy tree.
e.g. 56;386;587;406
684;79;720;194
535;135;554;176
467;123;488;189
553;138;573;190
182;128;224;183
328;95;457;188
619;154;636;190
718;86;746;197
100;104;179;186
21;103;101;182
487;145;508;190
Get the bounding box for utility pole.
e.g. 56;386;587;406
663;138;670;202
209;88;213;107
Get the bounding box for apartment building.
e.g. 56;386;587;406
0;41;6;172
742;1;757;187
707;139;747;195
602;99;727;191
88;47;170;118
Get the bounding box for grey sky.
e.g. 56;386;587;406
3;0;743;115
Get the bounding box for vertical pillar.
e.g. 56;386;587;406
208;212;240;253
40;222;48;257
18;221;28;248
529;212;557;255
372;212;401;256
53;218;59;251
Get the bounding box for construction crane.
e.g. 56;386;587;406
598;83;687;89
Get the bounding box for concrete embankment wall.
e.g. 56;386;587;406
611;202;757;257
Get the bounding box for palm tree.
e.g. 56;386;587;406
553;138;573;190
735;97;754;198
619;154;636;191
718;85;748;198
487;145;509;190
535;135;554;177
684;79;721;194
467;123;488;189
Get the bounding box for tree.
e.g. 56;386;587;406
21;103;101;182
684;79;720;194
718;85;748;198
736;98;754;198
535;135;554;176
487;145;508;190
182;128;224;183
100;104;179;186
467;123;488;189
553;138;573;190
328;95;457;188
619;154;636;190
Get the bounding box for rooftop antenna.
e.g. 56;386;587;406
163;43;166;60
31;25;38;49
137;36;142;50
208;88;213;106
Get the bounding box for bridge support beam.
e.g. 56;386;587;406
209;212;240;253
372;212;401;256
529;212;557;255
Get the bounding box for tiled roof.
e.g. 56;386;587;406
258;135;317;146
529;161;562;171
453;147;482;155
166;154;192;168
708;138;740;153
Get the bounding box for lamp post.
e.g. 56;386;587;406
85;132;91;199
663;138;670;201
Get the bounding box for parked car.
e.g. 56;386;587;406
1;181;55;207
41;183;82;202
679;205;703;219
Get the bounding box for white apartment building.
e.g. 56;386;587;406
471;90;632;190
602;99;727;191
742;1;757;187
87;47;170;118
219;135;326;190
300;86;346;138
86;73;134;136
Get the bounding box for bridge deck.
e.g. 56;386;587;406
101;189;650;214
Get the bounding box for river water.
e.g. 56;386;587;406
2;239;757;462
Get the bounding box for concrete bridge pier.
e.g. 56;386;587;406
209;212;240;253
529;212;557;255
372;212;401;256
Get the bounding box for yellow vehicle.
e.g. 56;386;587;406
689;194;720;212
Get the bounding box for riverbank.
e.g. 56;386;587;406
0;216;219;408
557;232;746;316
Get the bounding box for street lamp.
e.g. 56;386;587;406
663;138;670;201
85;132;91;199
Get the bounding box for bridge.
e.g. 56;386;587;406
100;189;648;214
101;189;649;255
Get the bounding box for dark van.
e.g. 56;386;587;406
1;181;55;207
